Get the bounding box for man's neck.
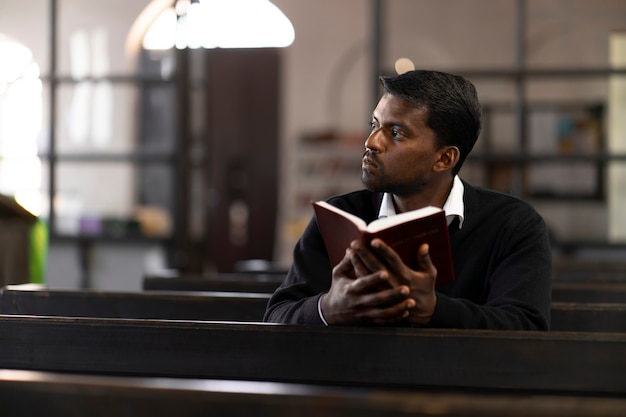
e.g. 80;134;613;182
391;177;454;214
379;176;465;228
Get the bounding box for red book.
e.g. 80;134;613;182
313;201;455;287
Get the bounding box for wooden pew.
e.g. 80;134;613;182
144;274;626;304
146;258;626;286
2;285;626;333
143;274;282;293
0;285;270;322
553;258;626;283
550;302;626;333
552;282;626;303
551;257;626;304
2;369;626;417
0;316;625;396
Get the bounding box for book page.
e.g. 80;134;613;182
314;201;368;230
366;206;442;233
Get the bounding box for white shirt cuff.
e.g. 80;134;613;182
318;293;329;326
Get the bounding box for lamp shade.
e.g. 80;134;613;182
137;0;295;51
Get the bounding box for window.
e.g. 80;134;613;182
0;34;43;216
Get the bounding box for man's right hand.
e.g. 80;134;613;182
320;242;416;325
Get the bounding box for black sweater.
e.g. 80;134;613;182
264;181;552;330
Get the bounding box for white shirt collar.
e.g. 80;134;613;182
378;175;465;229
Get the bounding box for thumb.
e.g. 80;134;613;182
417;243;437;278
332;248;356;279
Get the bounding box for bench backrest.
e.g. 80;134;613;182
2;286;626;333
144;275;626;304
0;315;625;396
0;286;269;322
2;368;626;417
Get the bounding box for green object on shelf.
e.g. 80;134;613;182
29;219;48;284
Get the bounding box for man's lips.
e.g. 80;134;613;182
362;156;378;169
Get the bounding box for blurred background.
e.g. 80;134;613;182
0;0;625;290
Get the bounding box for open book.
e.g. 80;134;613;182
313;201;455;287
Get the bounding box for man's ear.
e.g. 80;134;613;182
433;146;460;173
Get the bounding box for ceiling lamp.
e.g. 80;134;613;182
130;0;295;52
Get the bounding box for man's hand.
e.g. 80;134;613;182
320;243;416;325
349;239;438;326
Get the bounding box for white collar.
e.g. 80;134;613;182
378;175;465;229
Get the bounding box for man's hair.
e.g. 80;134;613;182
379;70;482;175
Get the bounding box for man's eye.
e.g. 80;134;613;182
370;121;377;130
391;127;400;137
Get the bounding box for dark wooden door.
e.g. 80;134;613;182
203;49;280;272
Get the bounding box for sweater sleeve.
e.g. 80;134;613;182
263;216;332;324
264;191;381;324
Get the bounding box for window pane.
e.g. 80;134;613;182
0;28;45;216
0;0;49;74
45;161;173;238
53;82;175;154
57;0;160;76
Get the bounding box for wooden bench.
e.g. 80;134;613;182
2;285;626;333
2;368;626;417
143;274;282;293
552;258;626;304
0;285;270;322
553;258;626;283
552;282;626;303
0;315;625;396
144;274;626;304
550;302;626;333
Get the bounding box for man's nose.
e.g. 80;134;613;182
365;128;382;152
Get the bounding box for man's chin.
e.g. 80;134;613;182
361;176;384;192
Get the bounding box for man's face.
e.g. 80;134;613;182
361;93;442;196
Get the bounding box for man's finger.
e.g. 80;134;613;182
417;243;437;275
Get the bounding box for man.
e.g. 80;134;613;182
264;70;552;329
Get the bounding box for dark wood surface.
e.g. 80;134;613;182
2;285;626;333
2;260;622;415
552;282;626;303
143;275;283;293
203;49;281;272
144;274;626;304
0;315;625;396
553;259;626;283
0;285;270;322
1;369;626;417
551;302;626;333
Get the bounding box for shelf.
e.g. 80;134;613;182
50;234;171;245
467;153;626;164
42;74;175;84
428;67;626;79
39;152;176;163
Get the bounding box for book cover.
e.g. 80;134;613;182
313;201;455;287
